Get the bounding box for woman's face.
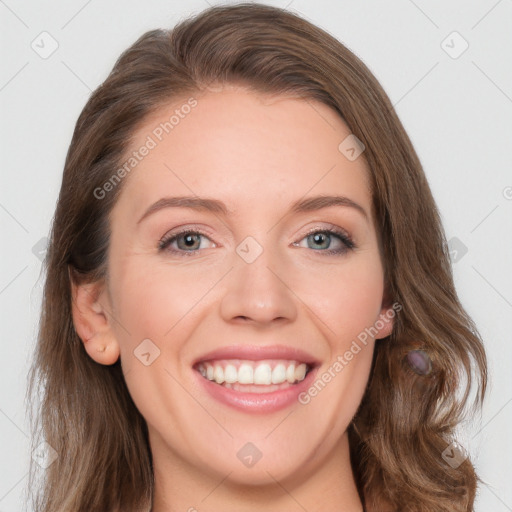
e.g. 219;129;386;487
87;85;394;488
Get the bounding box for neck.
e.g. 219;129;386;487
150;431;364;512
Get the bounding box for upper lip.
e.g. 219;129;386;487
192;344;321;367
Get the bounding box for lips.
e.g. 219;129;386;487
191;344;321;412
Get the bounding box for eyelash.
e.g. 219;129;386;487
158;226;356;257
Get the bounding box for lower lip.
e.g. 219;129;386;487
194;366;319;413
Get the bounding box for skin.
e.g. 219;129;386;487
71;84;394;512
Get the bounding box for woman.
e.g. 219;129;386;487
27;3;487;511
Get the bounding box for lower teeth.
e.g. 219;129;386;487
215;379;298;393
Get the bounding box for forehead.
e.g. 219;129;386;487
114;86;372;221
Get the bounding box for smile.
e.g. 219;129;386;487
191;344;320;412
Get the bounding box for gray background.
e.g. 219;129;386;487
1;0;511;510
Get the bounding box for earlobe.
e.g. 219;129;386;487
69;271;120;366
375;306;394;340
375;289;396;340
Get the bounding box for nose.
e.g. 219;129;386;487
219;247;298;326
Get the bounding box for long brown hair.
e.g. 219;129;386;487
26;3;487;511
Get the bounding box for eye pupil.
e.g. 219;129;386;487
309;232;329;249
180;233;201;249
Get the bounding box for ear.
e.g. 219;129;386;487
69;268;120;365
374;287;397;340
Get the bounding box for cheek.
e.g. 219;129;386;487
108;260;198;420
293;254;385;347
110;257;217;344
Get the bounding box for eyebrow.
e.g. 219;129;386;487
137;194;369;224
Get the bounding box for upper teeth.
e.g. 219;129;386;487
196;360;309;385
